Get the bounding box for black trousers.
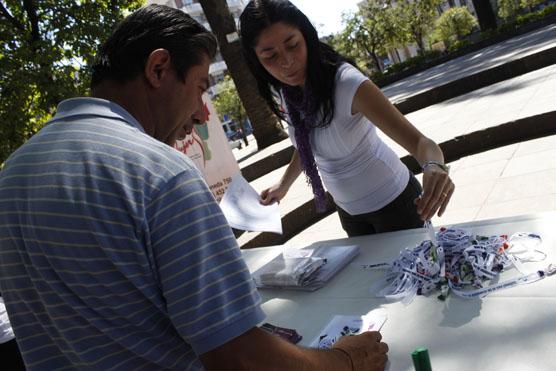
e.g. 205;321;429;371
336;172;424;237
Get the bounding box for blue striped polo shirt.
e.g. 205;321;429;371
0;98;265;370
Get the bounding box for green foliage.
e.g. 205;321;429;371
497;1;556;29
520;0;543;10
397;0;442;54
370;0;556;85
382;49;443;75
0;0;144;165
516;10;541;24
447;38;472;52
497;0;521;20
539;3;556;17
539;2;556;16
212;76;247;125
335;1;401;73
434;6;478;43
326;26;370;75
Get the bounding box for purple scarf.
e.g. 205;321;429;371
282;85;327;212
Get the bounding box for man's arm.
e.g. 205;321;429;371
200;327;388;371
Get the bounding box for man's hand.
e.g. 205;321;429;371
201;327;388;371
332;331;389;371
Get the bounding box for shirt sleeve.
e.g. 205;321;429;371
334;63;369;118
145;168;265;355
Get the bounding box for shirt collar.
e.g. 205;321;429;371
50;97;146;134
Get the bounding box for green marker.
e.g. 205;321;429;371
411;347;432;371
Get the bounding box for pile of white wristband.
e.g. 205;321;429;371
364;227;555;304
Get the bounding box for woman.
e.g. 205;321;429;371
239;0;454;237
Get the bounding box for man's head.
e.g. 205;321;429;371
91;5;217;146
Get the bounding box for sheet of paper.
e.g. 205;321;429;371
219;172;282;234
310;309;387;349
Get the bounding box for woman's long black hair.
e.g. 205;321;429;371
239;0;355;128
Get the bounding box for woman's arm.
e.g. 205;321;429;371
260;149;303;205
351;80;455;220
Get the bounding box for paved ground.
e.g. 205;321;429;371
382;23;556;103
231;26;556;248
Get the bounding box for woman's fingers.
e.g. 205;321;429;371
260;189;272;205
260;187;281;205
437;183;455;217
419;169;453;220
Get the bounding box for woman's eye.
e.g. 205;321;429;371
287;43;298;50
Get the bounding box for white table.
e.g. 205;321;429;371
242;213;556;371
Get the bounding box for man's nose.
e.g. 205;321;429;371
192;98;205;123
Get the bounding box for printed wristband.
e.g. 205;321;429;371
363;227;551;303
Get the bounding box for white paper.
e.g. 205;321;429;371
425;220;438;246
0;297;15;344
310;309;387;349
219;173;282;234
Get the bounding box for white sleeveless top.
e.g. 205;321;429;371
286;63;409;215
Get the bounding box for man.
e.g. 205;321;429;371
0;5;388;370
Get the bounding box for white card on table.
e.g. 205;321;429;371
310;309;387;349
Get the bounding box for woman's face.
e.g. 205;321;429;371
254;22;308;87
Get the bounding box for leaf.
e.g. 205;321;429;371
0;0;144;165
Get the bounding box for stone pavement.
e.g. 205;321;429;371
382;23;556;103
231;26;556;248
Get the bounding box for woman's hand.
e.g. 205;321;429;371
415;165;454;220
260;184;288;205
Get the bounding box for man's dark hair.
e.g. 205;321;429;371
91;4;217;87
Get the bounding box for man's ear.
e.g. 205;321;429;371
144;49;172;88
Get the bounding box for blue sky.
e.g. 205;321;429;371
289;0;362;36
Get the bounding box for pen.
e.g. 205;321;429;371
411;347;432;371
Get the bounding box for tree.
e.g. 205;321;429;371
435;6;478;43
213;76;246;124
198;0;288;150
497;0;521;20
325;21;372;75
398;0;442;55
339;3;395;73
212;75;249;146
471;0;498;30
0;0;144;165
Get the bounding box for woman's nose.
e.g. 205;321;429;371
280;54;293;69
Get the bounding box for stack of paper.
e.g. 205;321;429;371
252;244;360;291
256;256;327;287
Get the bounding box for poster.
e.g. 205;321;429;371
175;94;240;201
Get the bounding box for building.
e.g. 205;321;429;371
147;0;247;95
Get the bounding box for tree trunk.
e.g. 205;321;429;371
414;31;425;55
369;51;382;73
198;0;288;149
471;0;497;31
